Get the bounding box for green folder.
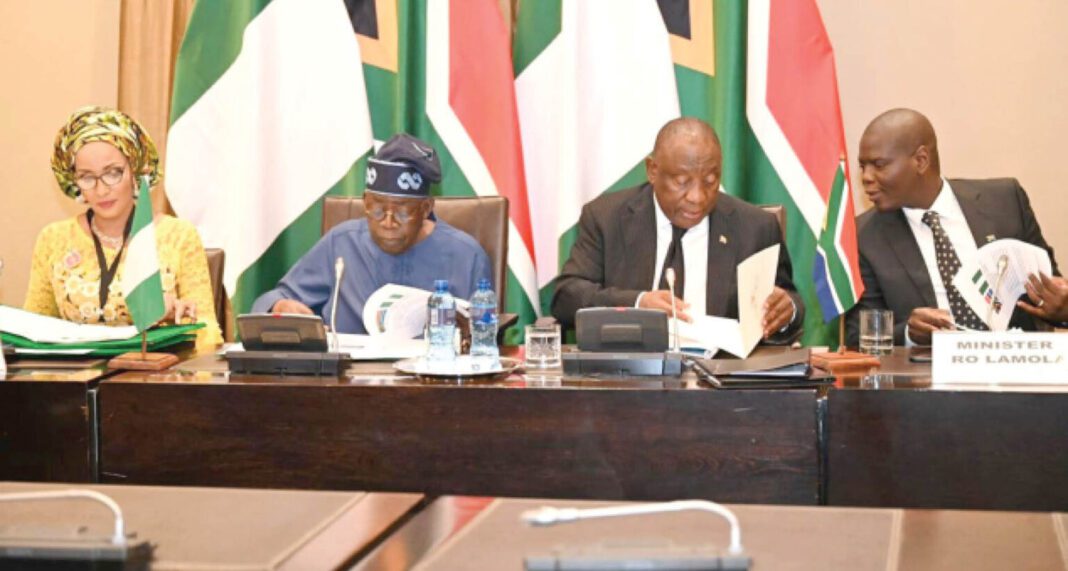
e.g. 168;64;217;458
1;323;205;356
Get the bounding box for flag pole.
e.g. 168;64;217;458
106;176;178;371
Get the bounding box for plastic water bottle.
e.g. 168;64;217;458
469;278;499;364
426;279;457;361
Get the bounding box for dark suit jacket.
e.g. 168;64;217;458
846;178;1061;346
550;184;804;343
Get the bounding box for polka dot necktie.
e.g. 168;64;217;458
921;211;989;331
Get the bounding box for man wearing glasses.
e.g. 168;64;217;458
251;134;492;334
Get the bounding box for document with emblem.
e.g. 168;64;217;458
672;244;780;358
952;239;1053;331
362;283;471;339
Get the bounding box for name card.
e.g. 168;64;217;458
932;331;1068;385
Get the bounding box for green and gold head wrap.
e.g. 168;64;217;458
51;106;161;199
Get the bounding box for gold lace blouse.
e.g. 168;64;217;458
24;215;223;349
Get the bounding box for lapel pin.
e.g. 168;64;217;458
719;235;728;244
986;234;996;243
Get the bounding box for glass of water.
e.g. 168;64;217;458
859;309;894;355
524;323;561;369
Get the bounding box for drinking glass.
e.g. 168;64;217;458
524;324;561;368
859;309;894;355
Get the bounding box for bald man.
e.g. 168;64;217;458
551;117;804;343
847;108;1068;346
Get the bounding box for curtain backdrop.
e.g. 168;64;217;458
117;0;197;215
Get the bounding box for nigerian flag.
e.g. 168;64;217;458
167;0;373;315
357;0;538;343
120;177;166;332
515;0;864;347
168;0;537;342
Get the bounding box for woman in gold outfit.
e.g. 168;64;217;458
24;106;221;349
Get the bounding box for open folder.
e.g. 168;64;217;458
687;348;824;389
1;306;203;356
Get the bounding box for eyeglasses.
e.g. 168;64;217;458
366;201;422;224
75;167;126;191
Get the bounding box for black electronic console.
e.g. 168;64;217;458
575;308;669;352
226;314;347;376
563;308;682;376
226;350;345;376
563;351;683;376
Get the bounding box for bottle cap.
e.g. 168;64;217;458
434;279;449;292
477;278;491;290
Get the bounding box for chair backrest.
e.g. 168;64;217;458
760;204;786;241
203;248;230;340
321;196;509;309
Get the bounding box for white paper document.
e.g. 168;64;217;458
361;283;470;340
0;305;137;344
224;334;426;361
952;239;1053;331
672;244;780;358
335;333;426;360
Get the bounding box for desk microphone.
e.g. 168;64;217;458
521;500;745;556
987;254;1008;328
665;268;681;353
330;257;345;352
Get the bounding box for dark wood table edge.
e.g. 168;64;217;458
0;363;128;483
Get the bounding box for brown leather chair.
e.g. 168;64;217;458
321;195;510;311
203;248;231;341
760;204;786;241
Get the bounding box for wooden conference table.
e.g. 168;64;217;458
354;496;1068;570
0;360;108;482
827;350;1068;512
5;346;1068;511
0;481;421;570
97;349;820;505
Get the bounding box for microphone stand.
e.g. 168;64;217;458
666;268;681;353
330;257;345;353
522;500;746;557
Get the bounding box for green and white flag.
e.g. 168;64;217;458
514;0;680;311
166;0;373;313
515;0;865;347
169;0;538;342
120;177;166;332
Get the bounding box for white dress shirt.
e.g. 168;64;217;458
901;179;979;343
635;191;795;329
638;192;710;314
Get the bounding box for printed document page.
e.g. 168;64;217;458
953;239;1052;331
672;244;779;358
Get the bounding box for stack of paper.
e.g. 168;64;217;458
0;305;202;356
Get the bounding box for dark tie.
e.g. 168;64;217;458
658;225;687;298
921;211;988;331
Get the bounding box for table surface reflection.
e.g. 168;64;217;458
354;496;1068;571
104;345;1068;396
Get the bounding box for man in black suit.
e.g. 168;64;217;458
847;108;1068;346
551;117;803;342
